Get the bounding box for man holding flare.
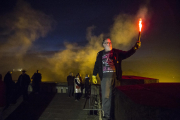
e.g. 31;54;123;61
92;19;142;120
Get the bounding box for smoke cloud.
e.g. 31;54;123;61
0;0;53;57
47;26;104;82
110;14;137;50
47;7;149;82
0;0;151;83
0;0;53;79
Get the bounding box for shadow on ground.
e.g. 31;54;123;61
5;92;56;120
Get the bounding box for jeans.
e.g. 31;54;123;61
101;77;119;119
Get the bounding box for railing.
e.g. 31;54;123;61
28;82;68;93
83;84;102;119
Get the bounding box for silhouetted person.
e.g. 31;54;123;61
16;70;31;102
0;74;5;119
84;74;90;98
79;74;84;98
4;71;15;109
67;72;74;97
0;74;6;109
74;73;81;101
0;74;2;82
92;38;141;120
31;70;42;94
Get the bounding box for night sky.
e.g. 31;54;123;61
0;0;180;82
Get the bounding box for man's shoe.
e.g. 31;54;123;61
102;117;109;120
102;118;106;120
102;116;112;120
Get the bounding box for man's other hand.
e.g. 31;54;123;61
92;75;97;84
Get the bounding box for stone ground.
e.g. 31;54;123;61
0;93;100;120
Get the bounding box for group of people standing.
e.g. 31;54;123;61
2;70;42;110
67;73;90;101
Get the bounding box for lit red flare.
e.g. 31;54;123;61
139;18;142;32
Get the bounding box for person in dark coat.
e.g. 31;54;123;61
0;74;6;109
84;74;91;98
67;72;74;97
92;38;141;120
16;70;31;102
4;71;15;109
31;70;42;94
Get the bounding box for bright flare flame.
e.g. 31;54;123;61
139;18;142;32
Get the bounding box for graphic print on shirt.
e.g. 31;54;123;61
102;51;116;73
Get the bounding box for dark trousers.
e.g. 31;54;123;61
21;87;29;101
68;86;74;97
4;87;15;109
80;86;84;98
101;77;116;119
84;86;90;98
75;93;81;100
32;83;40;93
15;86;29;101
5;89;12;103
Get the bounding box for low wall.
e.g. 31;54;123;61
28;82;100;94
28;83;67;93
114;83;180;120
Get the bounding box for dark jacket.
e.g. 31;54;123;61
4;72;15;89
67;75;74;86
84;77;90;87
32;73;42;84
93;48;136;81
17;74;31;88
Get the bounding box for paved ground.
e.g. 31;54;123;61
1;93;100;120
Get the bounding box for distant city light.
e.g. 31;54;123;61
13;68;23;71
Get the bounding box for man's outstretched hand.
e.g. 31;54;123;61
134;41;141;50
92;75;97;84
